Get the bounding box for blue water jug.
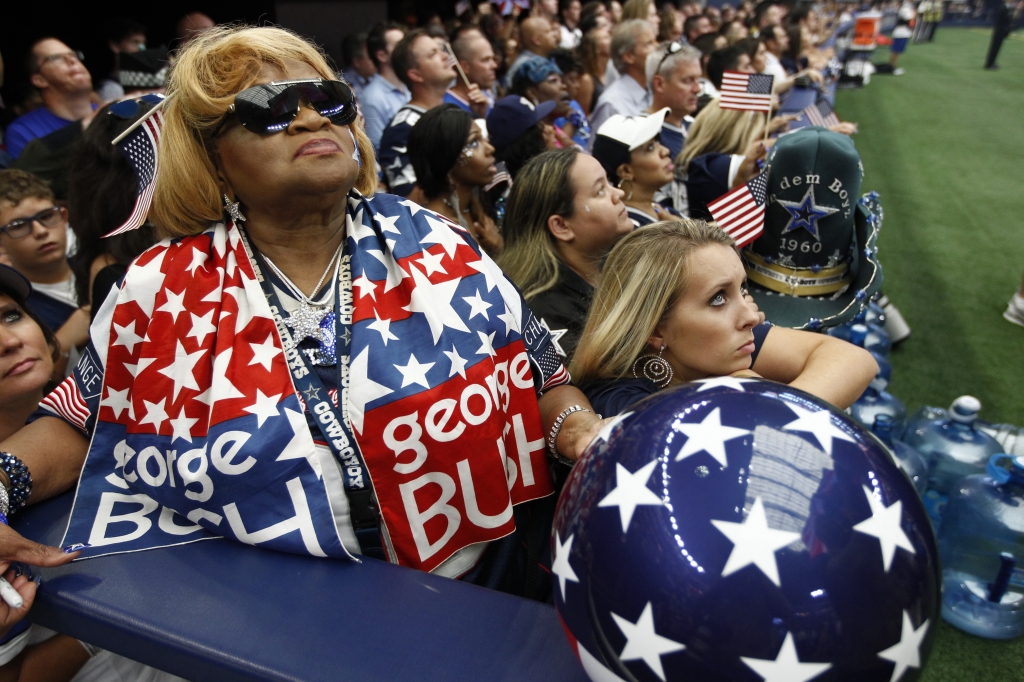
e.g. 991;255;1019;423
905;404;948;437
904;396;1005;524
828;315;891;357
978;420;1024;457
864;299;887;327
872;414;928;495
938;454;1024;639
846;324;892;383
852;377;907;436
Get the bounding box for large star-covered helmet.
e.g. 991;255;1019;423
553;379;939;682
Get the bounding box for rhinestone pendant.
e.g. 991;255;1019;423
285;301;330;347
303;311;338;366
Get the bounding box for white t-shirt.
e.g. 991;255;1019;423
30;275;77;308
763;52;789;82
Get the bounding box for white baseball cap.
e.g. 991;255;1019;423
595;108;670;151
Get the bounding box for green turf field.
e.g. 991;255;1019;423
834;27;1024;681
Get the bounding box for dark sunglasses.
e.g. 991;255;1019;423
108;93;166;120
212;79;358;137
0;207;65;240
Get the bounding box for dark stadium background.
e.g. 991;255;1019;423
0;1;455;109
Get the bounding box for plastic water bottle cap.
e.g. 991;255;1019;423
850;324;869;347
949;395;981;423
870;377;888;391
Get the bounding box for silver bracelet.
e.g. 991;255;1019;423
547;405;594;463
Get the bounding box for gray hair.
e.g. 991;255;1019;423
645;41;702;88
611;19;654;74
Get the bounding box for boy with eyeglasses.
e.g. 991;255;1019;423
0;171;89;374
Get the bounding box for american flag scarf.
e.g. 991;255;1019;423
53;192;559;572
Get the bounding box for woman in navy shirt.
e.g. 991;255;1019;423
571;219;878;416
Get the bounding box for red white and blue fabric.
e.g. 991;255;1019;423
105;108;164;237
48;192;564;573
802;99;840;128
718;71;774;113
707;172;768;247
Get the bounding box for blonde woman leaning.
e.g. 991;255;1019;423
570;220;877;417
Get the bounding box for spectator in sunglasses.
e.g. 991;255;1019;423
0;170;89;377
4;39;95;159
5;26;606;605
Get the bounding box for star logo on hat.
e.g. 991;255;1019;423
777;186;840;241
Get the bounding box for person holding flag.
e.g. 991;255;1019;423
0;25;612;602
674;99;778;220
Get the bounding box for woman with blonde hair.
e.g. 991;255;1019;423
498;148;632;361
0;25;610;598
621;0;661;31
675;99;786;218
571;219;877;416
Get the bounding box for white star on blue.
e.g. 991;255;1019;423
776;186;839;241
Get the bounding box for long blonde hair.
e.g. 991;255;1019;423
570;219;736;383
677;99;765;170
151;25;376;237
496;148;579;300
621;0;655;22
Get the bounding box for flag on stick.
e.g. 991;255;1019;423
497;0;531;15
719;71;774;113
707;172;768;247
106;98;168;237
802;99;840;128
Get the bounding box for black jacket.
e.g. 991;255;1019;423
524;261;593;363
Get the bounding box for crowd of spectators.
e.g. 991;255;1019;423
0;0;992;677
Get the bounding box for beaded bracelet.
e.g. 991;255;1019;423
547;405;599;466
0;452;32;516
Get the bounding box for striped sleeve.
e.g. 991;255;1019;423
30;340;105;436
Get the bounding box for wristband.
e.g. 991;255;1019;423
547;405;598;466
0;453;32;516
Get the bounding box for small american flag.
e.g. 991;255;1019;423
719;71;774;113
105;108;164;237
707;172;767;247
803;99;840;128
498;0;531;15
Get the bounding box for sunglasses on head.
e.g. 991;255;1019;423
212;79;358;137
108;93;166;120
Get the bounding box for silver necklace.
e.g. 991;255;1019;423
263;239;344;348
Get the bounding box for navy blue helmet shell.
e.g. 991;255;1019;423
553;378;939;682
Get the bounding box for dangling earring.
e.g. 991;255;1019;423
632;345;673;388
348;128;361;168
223;194;246;222
618;178;633;202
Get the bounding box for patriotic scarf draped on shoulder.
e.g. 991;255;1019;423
49;191;564;572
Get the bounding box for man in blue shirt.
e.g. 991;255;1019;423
505;17;560;88
443;28;496;118
361;23;410;150
5;38;95;159
645;42;703;216
589;19;657;148
378;30;457;197
339;32;376;101
646;42;701;162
